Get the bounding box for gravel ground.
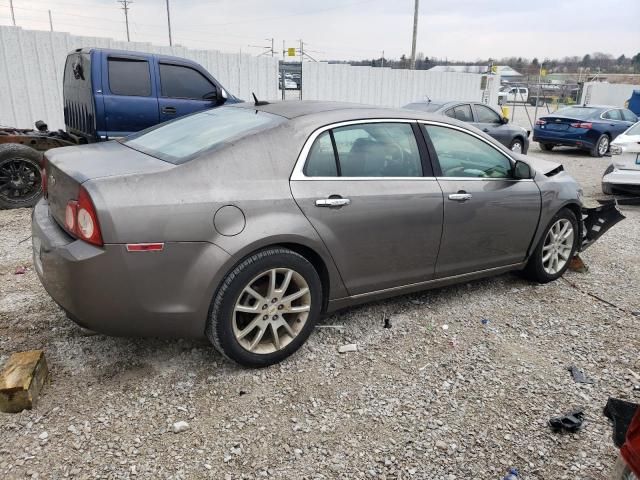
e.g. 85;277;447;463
1;135;639;479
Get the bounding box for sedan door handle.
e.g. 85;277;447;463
448;193;472;202
315;198;351;208
162;106;177;115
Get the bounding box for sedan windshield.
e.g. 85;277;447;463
124;107;284;164
626;122;640;136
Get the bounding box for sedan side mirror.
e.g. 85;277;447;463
514;160;533;179
501;116;509;124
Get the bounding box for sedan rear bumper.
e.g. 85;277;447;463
533;128;597;149
32;200;230;338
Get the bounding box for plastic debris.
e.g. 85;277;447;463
481;318;489;325
383;318;392;329
548;409;585;433
172;421;190;433
568;255;589;273
502;467;519;479
14;266;27;275
568;365;594;384
441;324;449;331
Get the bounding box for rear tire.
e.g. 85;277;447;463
0;144;43;209
523;208;579;283
602;164;615;195
539;143;554;152
611;455;637;480
591;134;610;157
206;248;322;367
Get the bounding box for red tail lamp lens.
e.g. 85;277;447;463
621;408;640;477
65;200;78;232
76;187;103;246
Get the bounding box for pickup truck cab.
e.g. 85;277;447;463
64;48;240;141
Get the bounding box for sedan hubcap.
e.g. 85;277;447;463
232;268;311;354
511;141;522;153
598;137;609;155
541;219;574;275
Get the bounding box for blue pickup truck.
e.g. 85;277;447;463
0;47;239;208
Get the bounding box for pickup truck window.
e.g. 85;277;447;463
123;107;284;164
160;63;216;99
108;58;151;97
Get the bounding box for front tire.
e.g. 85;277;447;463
0;144;43;209
509;138;524;153
591;134;610;157
523;208;579;283
206;248;322;367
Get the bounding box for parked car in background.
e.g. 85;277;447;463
0;47;238;209
32;101;622;367
533;105;638;157
602;121;640;195
498;86;528;104
626;90;640;116
404;100;530;153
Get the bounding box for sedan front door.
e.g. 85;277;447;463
290;120;444;296
471;103;511;147
421;123;541;278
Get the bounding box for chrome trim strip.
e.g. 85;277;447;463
436;177;534;182
345;262;526;300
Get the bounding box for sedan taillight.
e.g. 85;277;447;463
64;187;103;246
570;122;592;129
535;119;546;125
41;156;48;198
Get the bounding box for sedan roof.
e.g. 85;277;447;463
230;100;441;122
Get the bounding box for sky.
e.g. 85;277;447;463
0;0;639;62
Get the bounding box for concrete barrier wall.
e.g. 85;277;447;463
302;62;500;108
0;26;279;129
580;82;640;107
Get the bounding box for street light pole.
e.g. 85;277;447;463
165;0;173;46
410;0;419;69
9;0;16;26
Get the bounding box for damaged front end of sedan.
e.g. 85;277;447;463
579;199;625;251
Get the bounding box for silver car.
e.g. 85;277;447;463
32;101;622;367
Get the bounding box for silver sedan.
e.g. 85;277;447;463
32;101;623;367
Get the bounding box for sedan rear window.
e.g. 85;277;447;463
556;107;598;119
123;107;284;164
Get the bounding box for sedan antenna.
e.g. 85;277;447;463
252;93;269;106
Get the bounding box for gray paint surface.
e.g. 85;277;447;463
33;101;584;339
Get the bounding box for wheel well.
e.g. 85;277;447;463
563;202;583;240
278;243;331;312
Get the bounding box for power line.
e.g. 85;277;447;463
117;0;131;42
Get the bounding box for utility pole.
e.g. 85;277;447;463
381;50;385;68
9;0;16;26
270;38;274;57
410;0;419;69
48;10;53;31
165;0;173;46
118;0;132;42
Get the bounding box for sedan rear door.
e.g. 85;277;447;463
421;122;541;277
471;104;511;147
290;120;444;296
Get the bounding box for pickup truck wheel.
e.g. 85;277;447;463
539;143;554;152
0;144;43;209
523;208;579;284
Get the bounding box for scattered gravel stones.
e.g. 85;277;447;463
0;137;638;478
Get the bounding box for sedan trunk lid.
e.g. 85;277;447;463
45;141;173;231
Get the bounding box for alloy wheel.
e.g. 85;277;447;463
541;218;574;275
511;141;523;153
0;158;41;205
232;268;311;354
598;136;609;156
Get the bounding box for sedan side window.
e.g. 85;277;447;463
474;105;501;124
304;132;338;177
332;123;422;177
603;110;622;120
621;109;638;122
423;125;512;178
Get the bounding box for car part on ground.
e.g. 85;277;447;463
602;122;640;196
604;398;640;479
31;101;623;367
548;409;585;433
